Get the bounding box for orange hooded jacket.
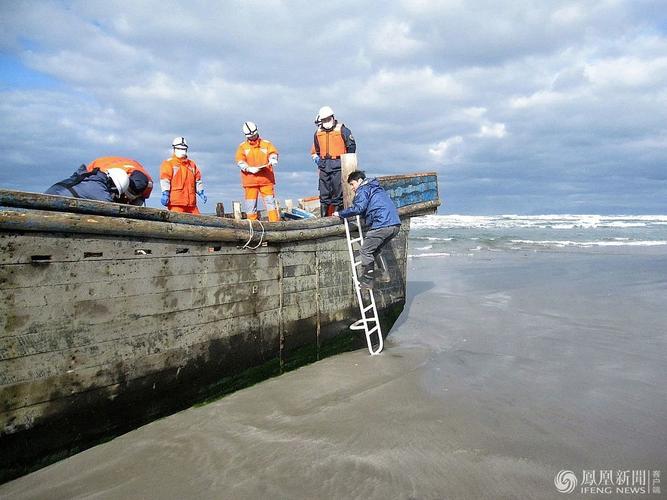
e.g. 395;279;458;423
159;155;202;208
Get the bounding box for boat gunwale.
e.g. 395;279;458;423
0;172;438;232
0;200;439;243
0;172;439;242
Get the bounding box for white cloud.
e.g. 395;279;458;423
429;136;464;164
510;90;573;109
462;107;487;119
585;56;667;88
477;123;507;138
368;20;423;58
352;67;466;109
551;4;586;25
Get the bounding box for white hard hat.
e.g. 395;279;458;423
242;121;258;137
315;105;334;124
172;136;188;148
106;168;130;195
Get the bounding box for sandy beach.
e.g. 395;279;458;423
2;248;666;499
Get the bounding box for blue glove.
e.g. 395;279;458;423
197;190;207;204
160;190;170;207
312;155;320;167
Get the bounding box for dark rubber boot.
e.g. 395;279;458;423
359;264;375;290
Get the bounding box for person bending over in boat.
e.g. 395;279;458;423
45;164;132;203
235;121;280;222
334;171;401;290
159;137;207;214
85;157;153;206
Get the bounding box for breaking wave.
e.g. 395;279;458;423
510;239;667;248
410;214;667;230
408;214;667;257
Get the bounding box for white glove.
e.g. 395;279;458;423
269;154;278;166
238;161;249;172
247;167;260;174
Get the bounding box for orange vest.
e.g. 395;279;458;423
159;156;201;208
87;157;154;199
235;138;278;187
311;124;347;158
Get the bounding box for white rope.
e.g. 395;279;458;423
240;219;265;250
240;218;254;248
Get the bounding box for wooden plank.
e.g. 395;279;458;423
282;288;322;308
0;231;280;265
0;298;326;413
0;251;280;290
0;200;439;246
0;302;289;386
379;174;439;209
278;248;316;266
1;174;437;229
0;322;283;426
1;264;282;310
341;153;358;208
282;275;317;295
1;278;282;341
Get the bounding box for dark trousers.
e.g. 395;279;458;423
318;159;343;214
360;225;400;267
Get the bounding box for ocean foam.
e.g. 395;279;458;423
408;252;452;258
408;214;667;254
510;239;667;248
411;214;667;230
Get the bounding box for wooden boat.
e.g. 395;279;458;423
0;172;439;481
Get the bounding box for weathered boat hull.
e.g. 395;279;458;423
0;173;439;482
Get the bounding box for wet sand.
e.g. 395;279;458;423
2;250;666;499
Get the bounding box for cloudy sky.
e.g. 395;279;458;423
1;0;666;214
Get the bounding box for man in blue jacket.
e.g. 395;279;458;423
46;164;131;202
334;171;401;290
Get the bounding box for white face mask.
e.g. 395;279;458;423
322;117;335;130
174;147;188;159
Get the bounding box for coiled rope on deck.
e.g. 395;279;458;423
240;218;265;249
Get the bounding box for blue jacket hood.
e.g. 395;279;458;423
338;177;401;229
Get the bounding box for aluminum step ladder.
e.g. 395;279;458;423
344;216;383;355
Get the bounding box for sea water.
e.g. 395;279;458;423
410;214;667;257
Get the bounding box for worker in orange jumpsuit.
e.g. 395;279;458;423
311;105;356;217
234;122;280;222
159;137;206;214
86;157;153;205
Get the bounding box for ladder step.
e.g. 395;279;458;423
349;237;363;244
350;319;366;330
354;260;362;266
362;304;375;313
350;318;378;331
